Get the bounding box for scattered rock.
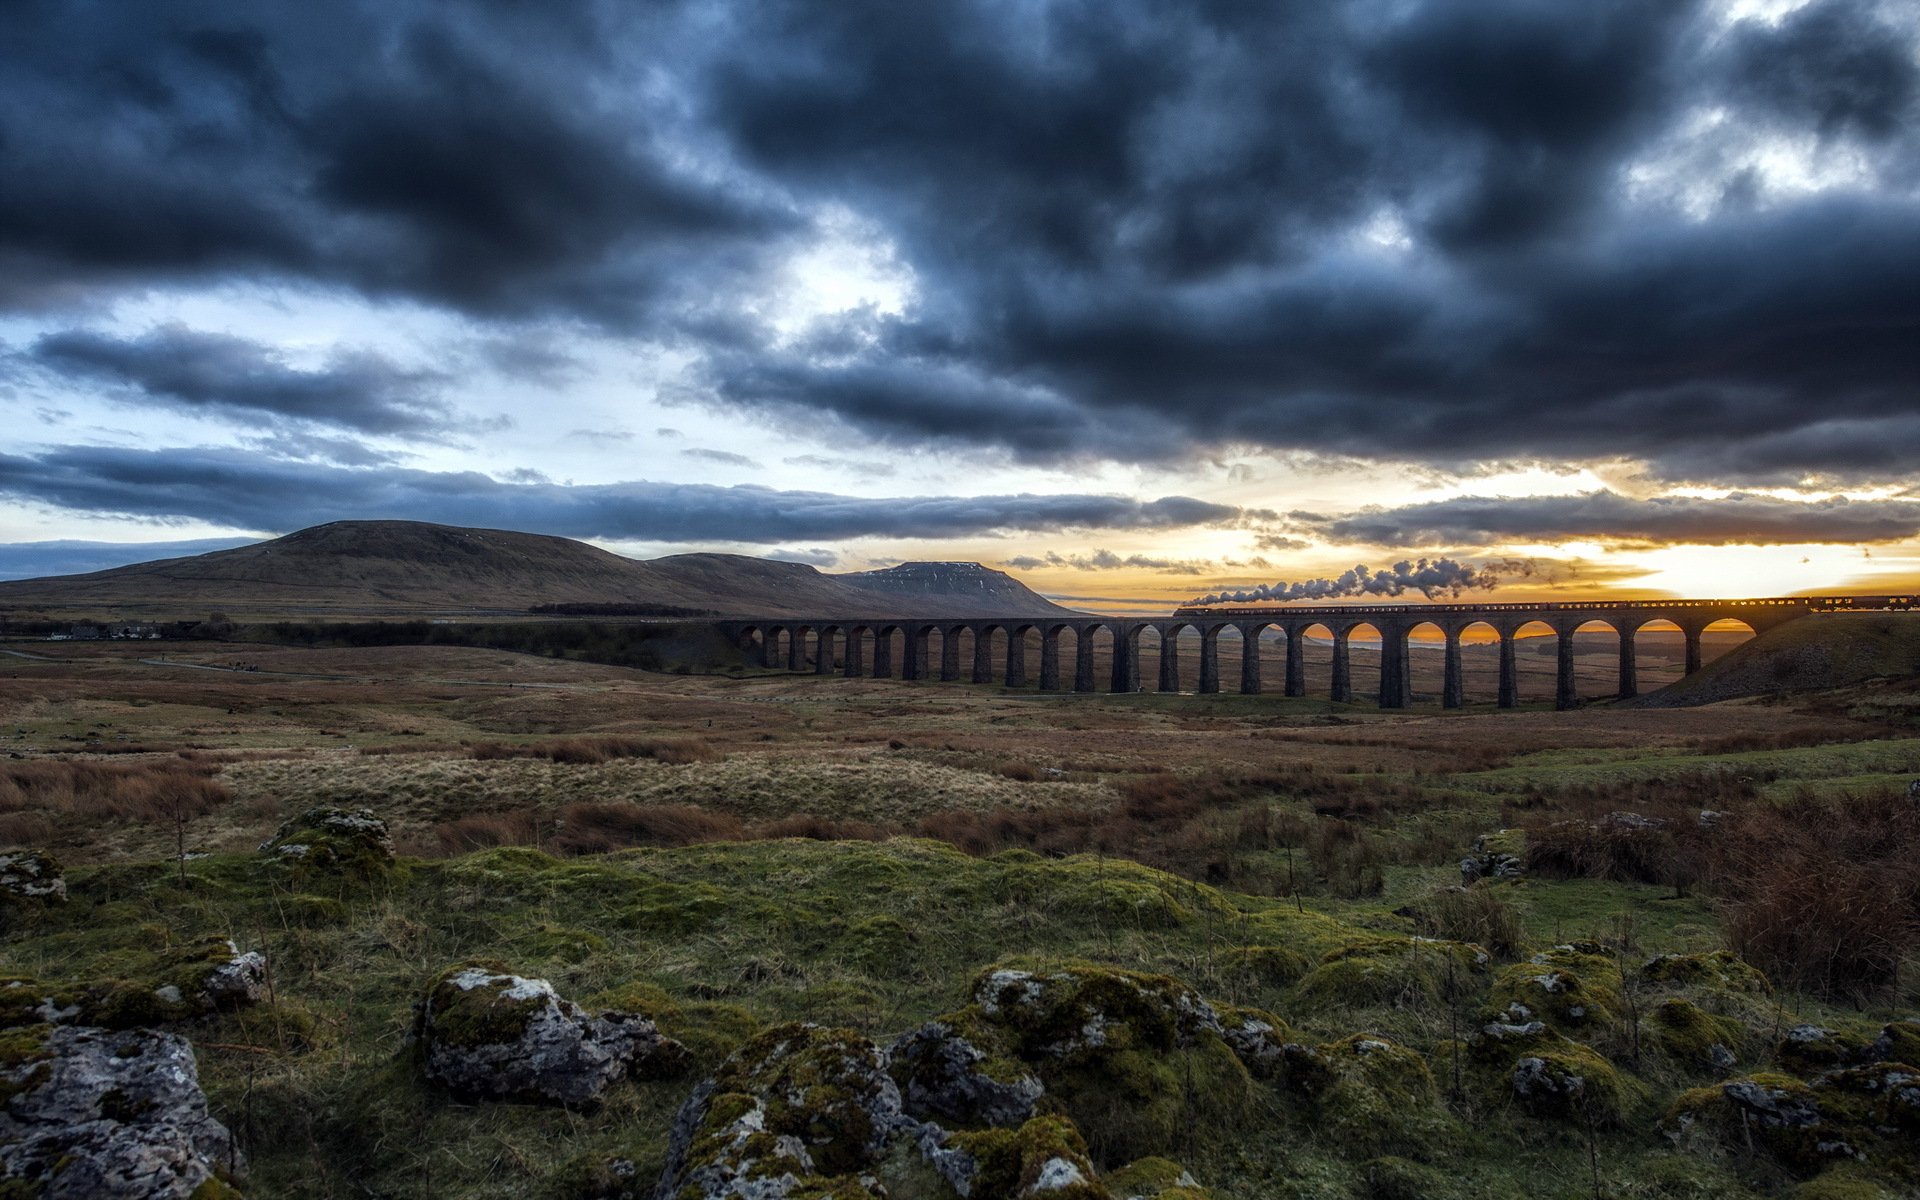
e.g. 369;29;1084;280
1459;830;1526;885
888;1016;1044;1129
259;806;394;877
0;848;67;903
0;1023;242;1198
82;937;270;1029
1488;946;1624;1035
1641;950;1771;996
415;961;685;1107
1777;1024;1874;1076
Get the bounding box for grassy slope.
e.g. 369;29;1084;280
1642;612;1920;707
3;838;1906;1200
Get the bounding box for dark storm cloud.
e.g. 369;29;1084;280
1310;490;1920;548
0;2;791;321
689;0;1920;482
25;326;451;435
0;445;1250;543
6;0;1920;492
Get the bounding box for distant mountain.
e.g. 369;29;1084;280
0;520;1077;620
841;562;1070;616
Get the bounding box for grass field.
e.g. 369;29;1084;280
2;635;1917;1198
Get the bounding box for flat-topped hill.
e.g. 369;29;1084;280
0;520;1074;620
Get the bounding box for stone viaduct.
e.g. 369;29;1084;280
714;595;1911;710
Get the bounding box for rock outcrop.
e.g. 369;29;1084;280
0;1023;241;1198
259;806;394;877
415;962;685;1107
0;848;67;903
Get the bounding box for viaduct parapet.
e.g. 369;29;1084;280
713;594;1912;710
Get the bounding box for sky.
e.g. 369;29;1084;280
2;0;1919;608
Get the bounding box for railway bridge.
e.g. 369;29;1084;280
714;594;1911;710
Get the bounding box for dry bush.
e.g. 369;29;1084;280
991;760;1041;782
1407;884;1526;959
1713;792;1920;1002
1523;813;1695;889
1308;818;1385;898
0;758;231;826
758;814;887;841
434;810;541;854
0;811;55;845
549;802;743;854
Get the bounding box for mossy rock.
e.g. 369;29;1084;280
1776;1024;1874;1075
1870;1020;1920;1066
0;848;67;904
0;977;82;1029
1646;998;1745;1075
1641;950;1771;996
708;1023;897;1178
948;1114;1110;1199
1280;1034;1456;1159
1661;1073;1835;1174
962;964;1255;1164
1460;1017;1637;1125
1486;947;1624;1035
1811;1062;1920;1137
1103;1156;1209;1199
80;937;267;1028
258;806;394;880
1215;1004;1292;1079
887;1008;1043;1130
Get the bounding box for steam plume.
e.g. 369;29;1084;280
1191;558;1534;605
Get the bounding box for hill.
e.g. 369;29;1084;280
1637;611;1920;706
0;520;1076;620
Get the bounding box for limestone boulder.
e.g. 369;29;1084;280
415;962;685;1107
0;848;67;903
0;1023;242;1198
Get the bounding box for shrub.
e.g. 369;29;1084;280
1405;884;1526;960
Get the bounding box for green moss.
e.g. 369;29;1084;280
1872;1020;1920;1066
839;915;916;973
1640;950;1771;995
520;924;609;964
0;1023;54;1106
949;1115;1109;1199
1358;1156;1459;1200
417;961;547;1050
1787;1165;1906;1199
259;806;394;882
709;1023;892;1178
1291;937;1483;1014
0;977;80;1029
1646;998;1746;1075
1660;1073;1833;1173
1216;944;1310;990
187;1177;243;1200
613;880;733;935
1280;1034;1455;1159
1461;1018;1637;1125
1776;1024;1874;1075
1486;947;1624;1035
1102;1156;1194;1198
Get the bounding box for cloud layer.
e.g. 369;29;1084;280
0;444;1248;544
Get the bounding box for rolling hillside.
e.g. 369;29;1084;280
1637;611;1920;706
0;521;1075;620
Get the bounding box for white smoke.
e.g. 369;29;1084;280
1190;558;1535;605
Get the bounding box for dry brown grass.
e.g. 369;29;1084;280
467;735;721;765
0;756;231;825
1714;792;1920;1003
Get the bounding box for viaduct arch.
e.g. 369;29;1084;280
715;595;1909;710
